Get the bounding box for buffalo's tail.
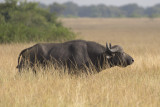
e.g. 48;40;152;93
16;48;28;69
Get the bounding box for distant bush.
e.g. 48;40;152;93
0;0;76;43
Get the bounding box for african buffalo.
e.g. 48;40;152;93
16;40;134;73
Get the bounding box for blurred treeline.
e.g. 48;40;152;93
41;2;160;18
0;0;75;43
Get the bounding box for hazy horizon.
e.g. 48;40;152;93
28;0;160;7
0;0;160;7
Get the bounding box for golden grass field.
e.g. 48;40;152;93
0;18;160;107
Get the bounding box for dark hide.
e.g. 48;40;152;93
17;40;134;73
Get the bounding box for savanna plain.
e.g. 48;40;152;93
0;18;160;107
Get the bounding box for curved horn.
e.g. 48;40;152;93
110;45;123;53
106;42;123;53
110;47;119;53
109;43;111;49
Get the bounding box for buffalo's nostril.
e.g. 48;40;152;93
132;59;134;62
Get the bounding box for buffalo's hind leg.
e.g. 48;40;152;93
16;60;24;73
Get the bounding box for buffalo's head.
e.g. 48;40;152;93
105;43;134;67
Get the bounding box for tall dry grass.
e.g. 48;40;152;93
0;18;160;107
